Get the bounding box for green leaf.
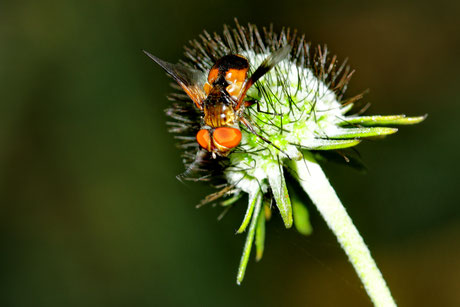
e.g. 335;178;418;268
292;194;313;236
302;139;361;150
236;190;260;234
220;193;243;207
284;179;313;236
236;192;262;285
267;163;293;228
340;114;427;126
324;127;398;139
255;202;266;261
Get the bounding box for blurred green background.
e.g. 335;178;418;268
1;0;459;306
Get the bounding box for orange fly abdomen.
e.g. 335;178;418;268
225;68;247;84
225;68;247;99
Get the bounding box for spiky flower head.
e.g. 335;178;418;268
157;20;425;306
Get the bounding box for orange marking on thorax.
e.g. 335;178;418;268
207;67;219;84
204;82;212;95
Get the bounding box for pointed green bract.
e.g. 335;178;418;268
236;190;260;233
303;138;361;150
255;205;266;261
341;115;427;126
292;195;313;236
325;127;398;139
286;181;313;236
236;193;262;285
221;193;243;207
267;163;293;228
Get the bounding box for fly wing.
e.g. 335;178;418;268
144;50;206;110
235;45;292;110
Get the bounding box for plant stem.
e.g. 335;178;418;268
293;153;396;307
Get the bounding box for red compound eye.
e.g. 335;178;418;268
196;129;211;151
213;127;242;149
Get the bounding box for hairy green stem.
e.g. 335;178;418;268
293;153;396;307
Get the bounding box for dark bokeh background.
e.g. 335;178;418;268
1;0;459;306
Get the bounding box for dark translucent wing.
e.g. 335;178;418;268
249;45;292;85
236;45;292;110
143;50;206;109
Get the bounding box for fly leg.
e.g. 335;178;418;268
245;98;282;117
176;149;212;182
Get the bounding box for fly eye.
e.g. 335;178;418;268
196;129;211;151
213;127;242;149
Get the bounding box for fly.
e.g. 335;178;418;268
144;45;291;158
